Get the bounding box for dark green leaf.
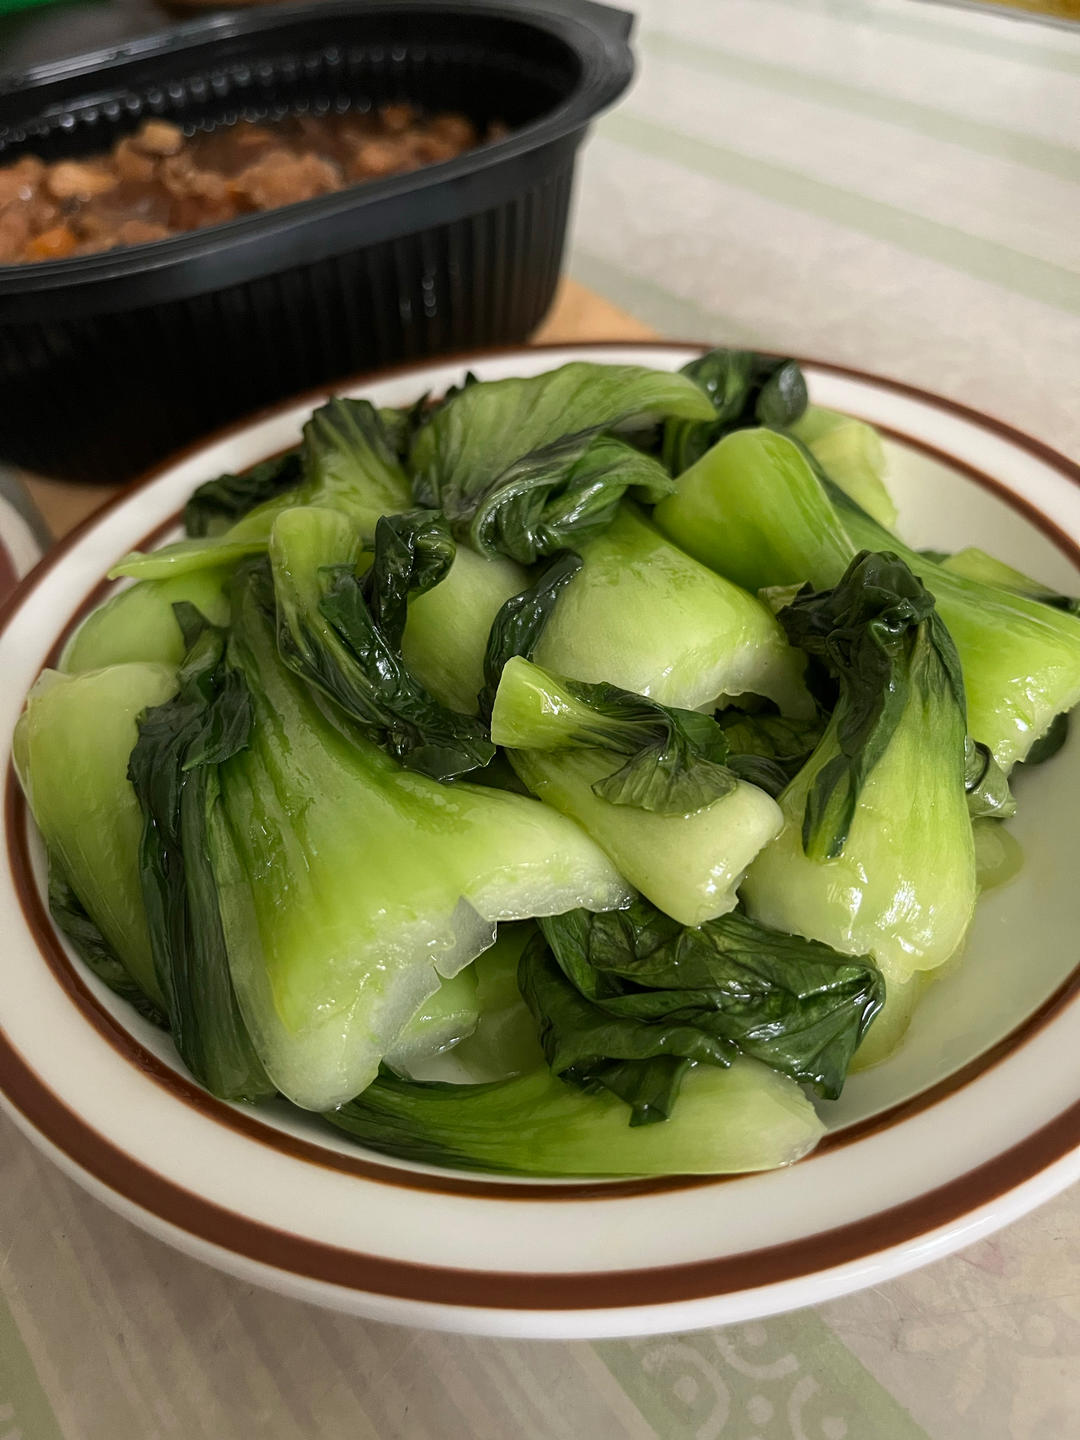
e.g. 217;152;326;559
964;737;1016;819
778;550;966;859
478;550;583;720
1019;710;1070;768
321;1061;691;1171
48;860;168;1026
577;1056;691;1126
377;377;482;462
410;362;713;561
317;573;495;780
465;750;535;797
512;668;740;815
662;349;809;473
128;609;274;1101
522;899;883;1122
715;708;825;798
757;360;809;429
377;397;431;461
443;369;481;403
1041;594;1080;616
584;692;738;814
519;933;725;1125
360;509;457;647
323;1066;519;1171
272;509;495;780
303;397;405;494
183;451;303;538
433;432;673;564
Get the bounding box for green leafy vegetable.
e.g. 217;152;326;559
302;397;414;523
14;663;178;1011
521;900;882;1124
964;738;1016;819
111;398;412;581
743;552;976;982
478;551;583;720
777;550;966;859
454;433;676;564
270;506;495;781
59;569;233;674
322;1056;825;1175
533;503;811;716
403;546;528;715
826;484;1080;770
183;450;303;538
207;566;630;1110
492;656;738;815
788;405;897;529
715;708;826;797
410;361;714;561
508;744;782;926
937;546;1080;615
377;392;438;461
128;606;274;1102
519;934;719;1125
48;861;167;1026
655;427;855;594
656;426;1080;770
662;348;808;474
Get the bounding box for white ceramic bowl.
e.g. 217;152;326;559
1;344;1077;1339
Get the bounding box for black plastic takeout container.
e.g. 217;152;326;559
0;0;634;482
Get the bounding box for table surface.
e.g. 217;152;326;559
3;2;1079;1437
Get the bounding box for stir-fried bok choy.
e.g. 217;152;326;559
15;348;1076;1176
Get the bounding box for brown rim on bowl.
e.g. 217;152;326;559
1;343;1079;1311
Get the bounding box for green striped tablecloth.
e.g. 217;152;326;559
2;2;1078;1436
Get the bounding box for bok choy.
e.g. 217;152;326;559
656;425;1080;769
127;606;274;1102
491;657;742;815
533;504;810;716
660;348;808;474
208;566;629;1110
15;663;177;1011
788;405;897;529
830;486;1080;770
742;552;977;982
522;900;882;1123
110;399;412;581
16;347;1078;1178
269;506;494;780
410;361;714;562
489;656;783;924
323;1057;825;1175
60;569;233;673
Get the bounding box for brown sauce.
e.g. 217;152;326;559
0;106;505;264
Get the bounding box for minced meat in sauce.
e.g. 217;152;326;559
0;106;504;264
